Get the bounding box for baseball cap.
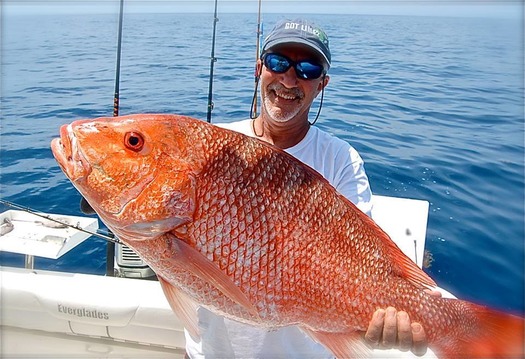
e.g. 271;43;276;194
262;19;331;68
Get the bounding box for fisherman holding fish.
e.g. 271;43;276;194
184;18;434;358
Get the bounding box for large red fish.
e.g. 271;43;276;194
51;114;523;358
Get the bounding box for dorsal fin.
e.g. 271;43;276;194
360;212;437;288
384;235;436;287
381;228;436;288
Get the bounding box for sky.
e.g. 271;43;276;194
2;0;523;19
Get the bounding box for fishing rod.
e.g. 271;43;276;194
0;200;120;244
104;0;126;275
206;0;219;123
251;0;263;118
113;0;124;117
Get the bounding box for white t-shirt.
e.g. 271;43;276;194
185;119;373;359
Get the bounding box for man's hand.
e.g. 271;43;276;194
363;290;442;356
364;307;428;356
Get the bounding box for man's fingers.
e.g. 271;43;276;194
411;322;428;356
364;309;385;345
364;307;429;357
381;307;398;348
396;311;413;352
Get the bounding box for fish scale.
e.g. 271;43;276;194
51;114;524;358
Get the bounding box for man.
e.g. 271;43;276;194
185;18;434;358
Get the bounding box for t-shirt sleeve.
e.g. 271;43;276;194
332;146;373;217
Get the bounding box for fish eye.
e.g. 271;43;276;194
124;132;144;152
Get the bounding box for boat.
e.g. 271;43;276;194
0;194;451;358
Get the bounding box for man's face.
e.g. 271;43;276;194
260;45;328;124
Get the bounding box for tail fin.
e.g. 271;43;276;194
435;301;524;359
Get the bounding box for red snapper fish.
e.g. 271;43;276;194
51;114;524;358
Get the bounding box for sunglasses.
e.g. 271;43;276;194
262;53;325;80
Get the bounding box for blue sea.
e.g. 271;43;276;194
1;11;523;316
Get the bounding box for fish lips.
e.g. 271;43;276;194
51;123;91;182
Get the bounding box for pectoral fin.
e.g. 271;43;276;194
172;238;260;321
158;276;200;339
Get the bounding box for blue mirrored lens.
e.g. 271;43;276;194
265;54;291;73
296;62;323;79
263;53;324;80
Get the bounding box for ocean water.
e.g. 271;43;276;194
1;12;523;316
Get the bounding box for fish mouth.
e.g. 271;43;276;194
51;123;91;181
